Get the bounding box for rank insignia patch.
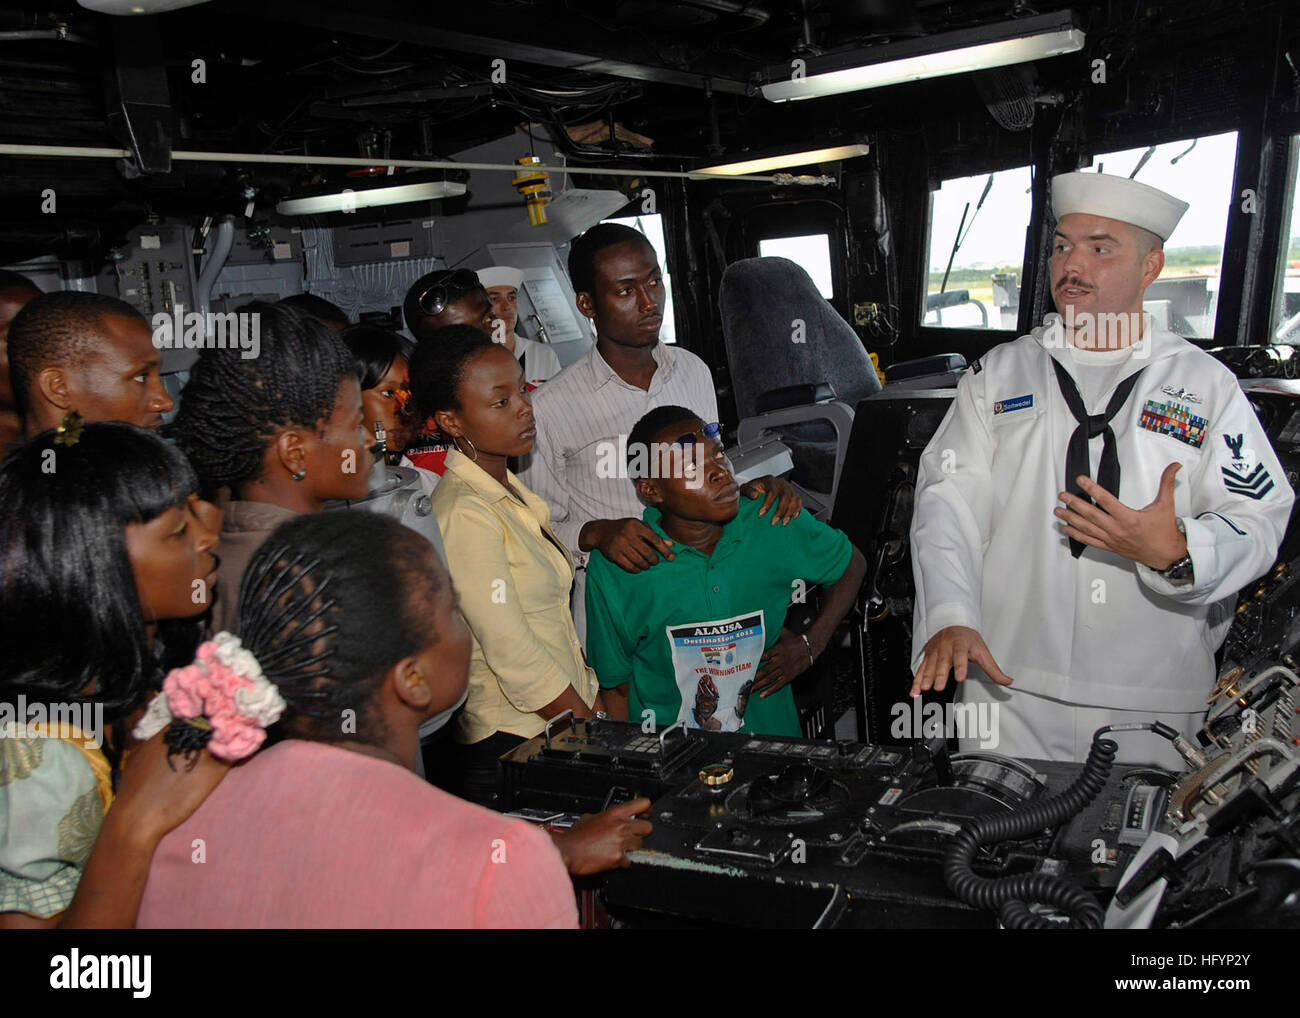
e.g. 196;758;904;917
1138;399;1208;448
1221;463;1275;499
1221;432;1274;499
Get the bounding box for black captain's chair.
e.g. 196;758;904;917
719;256;883;519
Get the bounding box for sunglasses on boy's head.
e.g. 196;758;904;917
670;421;723;448
417;270;485;316
673;422;733;481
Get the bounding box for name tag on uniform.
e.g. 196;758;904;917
993;394;1034;415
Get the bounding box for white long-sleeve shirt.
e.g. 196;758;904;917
519;340;719;641
910;318;1294;712
520;341;719;565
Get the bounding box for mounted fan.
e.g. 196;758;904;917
973;64;1064;131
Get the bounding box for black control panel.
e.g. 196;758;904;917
499;717;1159;928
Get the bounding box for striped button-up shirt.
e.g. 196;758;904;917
520;340;720;565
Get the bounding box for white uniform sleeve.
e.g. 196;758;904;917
1137;382;1294;603
909;368;996;673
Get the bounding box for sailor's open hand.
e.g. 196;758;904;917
912;625;1013;697
1054;462;1187;570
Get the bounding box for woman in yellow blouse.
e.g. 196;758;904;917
413;327;650;876
415;326;603;802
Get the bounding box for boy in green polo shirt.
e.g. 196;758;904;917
585;405;867;736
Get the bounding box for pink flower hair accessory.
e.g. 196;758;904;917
133;632;286;765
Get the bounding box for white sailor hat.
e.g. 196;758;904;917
1051;171;1189;242
476;265;525;290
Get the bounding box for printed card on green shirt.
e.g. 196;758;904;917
666;611;765;731
585;499;852;739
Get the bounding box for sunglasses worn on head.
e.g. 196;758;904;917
417;269;483;316
671;422;723;447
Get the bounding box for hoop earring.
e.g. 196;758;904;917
291;469;306;482
453;434;478;461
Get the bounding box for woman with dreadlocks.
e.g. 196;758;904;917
135;510;577;928
167;301;372;632
0;422;227;928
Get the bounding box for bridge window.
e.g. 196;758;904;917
758;233;834;299
1088;131;1238;340
602;212;677;344
1272;135;1300;345
923;165;1033;331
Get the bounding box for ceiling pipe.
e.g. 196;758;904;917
0;142;835;186
0;28;96;43
676;0;770;27
223;1;750;95
195;214;234;320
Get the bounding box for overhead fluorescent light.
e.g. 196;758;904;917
698;143;871;176
761;10;1084;102
77;0;214;12
275;179;467;216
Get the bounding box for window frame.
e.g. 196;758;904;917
914;164;1034;355
1081;131;1241;343
741;199;851;323
1268;135;1300;344
757;232;836;299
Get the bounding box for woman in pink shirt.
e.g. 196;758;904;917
137;510;577;929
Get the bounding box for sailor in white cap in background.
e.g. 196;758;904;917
478;265;563;386
908;171;1294;767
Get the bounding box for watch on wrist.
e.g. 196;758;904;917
1158;518;1194;584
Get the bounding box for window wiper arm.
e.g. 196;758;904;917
939;172;994;294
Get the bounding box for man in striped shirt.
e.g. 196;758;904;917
522;222;801;638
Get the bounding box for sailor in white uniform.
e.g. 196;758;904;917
478;265;563;386
909;171;1295;767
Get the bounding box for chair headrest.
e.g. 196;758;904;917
755;381;838;414
718;256;881;420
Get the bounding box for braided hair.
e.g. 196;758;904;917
167;301;356;497
407;324;494;418
237;510;445;743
